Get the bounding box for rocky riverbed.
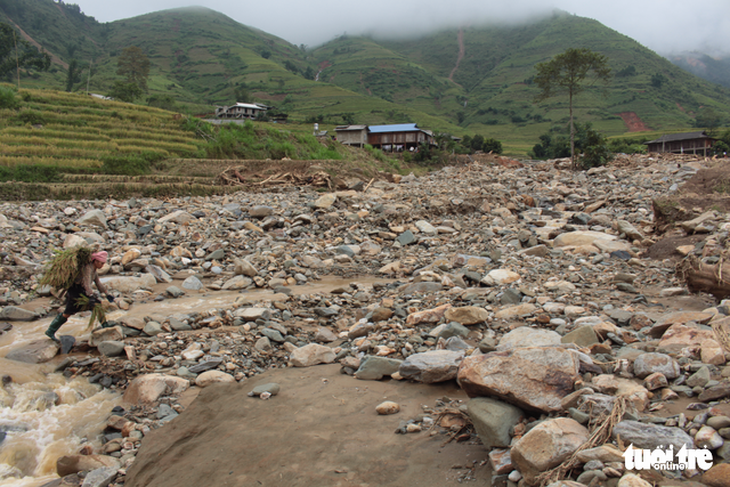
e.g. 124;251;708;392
2;154;730;487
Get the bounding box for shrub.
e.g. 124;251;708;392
0;164;60;182
101;151;164;175
0;86;19;109
16;109;46;125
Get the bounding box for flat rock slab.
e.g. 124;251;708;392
5;339;58;363
124;364;491;487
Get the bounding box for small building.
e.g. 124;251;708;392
215;102;268;120
334;125;368;147
645;131;715;156
367;123;435;152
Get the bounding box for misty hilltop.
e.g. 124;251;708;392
2;0;730;154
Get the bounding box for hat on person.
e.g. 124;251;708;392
91;251;108;263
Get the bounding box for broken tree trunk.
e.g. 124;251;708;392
677;255;730;300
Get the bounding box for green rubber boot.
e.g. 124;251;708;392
45;314;67;342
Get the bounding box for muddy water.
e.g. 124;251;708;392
0;275;388;485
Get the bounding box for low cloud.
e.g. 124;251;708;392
73;0;730;54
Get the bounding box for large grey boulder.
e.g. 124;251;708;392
612;420;694;451
5;340;58;363
0;306;36;321
355;356;402;380
398;350;464;383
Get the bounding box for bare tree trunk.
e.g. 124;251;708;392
569;90;575;170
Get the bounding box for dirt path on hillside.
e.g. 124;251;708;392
448;29;465;83
6;18;68;69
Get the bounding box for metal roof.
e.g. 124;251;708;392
335;125;368;131
231;103;266;110
645;131;712;144
368;123;420;133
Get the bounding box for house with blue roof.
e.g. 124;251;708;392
335;123;435;151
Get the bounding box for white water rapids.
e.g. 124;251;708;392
0;315;121;487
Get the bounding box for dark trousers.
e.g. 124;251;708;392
63;285;99;316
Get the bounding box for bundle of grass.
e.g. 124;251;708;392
75;294;107;329
39;246;92;291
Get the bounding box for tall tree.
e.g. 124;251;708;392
65;59;81;92
0;22;50;82
116;46;150;92
533;48;611;168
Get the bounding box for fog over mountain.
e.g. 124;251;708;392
72;0;730;55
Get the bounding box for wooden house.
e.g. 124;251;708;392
366;123;434;151
645;131;715;156
334;125;368;147
215;103;268;120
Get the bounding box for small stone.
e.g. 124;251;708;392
376;401;400;415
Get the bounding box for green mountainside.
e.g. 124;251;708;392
669;52;730;89
315;13;730;151
2;0;730;156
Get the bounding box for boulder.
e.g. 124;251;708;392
76;209;107;229
511;418;589;485
467;396;523;448
89;326;124;348
612;420;693;451
289;344;335;367
632;352;680;379
398;350;464;383
123;374;190;405
5;340;58;364
444;306;489;325
457;347;580;413
355;356;403;380
0;306;36;321
195;370;236;387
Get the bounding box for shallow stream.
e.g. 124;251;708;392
0;275;382;485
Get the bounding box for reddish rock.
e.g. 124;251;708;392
457;347;579;413
701;463;730;487
658;324;717;351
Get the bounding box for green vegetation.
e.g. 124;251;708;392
530;122;613;169
116;46;151;91
0;21;50;80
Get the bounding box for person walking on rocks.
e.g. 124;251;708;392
45;250;114;342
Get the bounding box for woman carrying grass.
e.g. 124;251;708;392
45;250;114;342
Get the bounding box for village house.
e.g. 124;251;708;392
335;123;435;151
645;131;715;156
215;102;268;120
333;125;368;147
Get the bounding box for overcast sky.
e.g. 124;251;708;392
70;0;730;55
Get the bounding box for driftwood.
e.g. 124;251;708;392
677;256;730;353
676;255;730;300
216;167;332;189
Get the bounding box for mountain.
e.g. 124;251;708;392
3;1;730;155
313;12;730;144
668;51;730;89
